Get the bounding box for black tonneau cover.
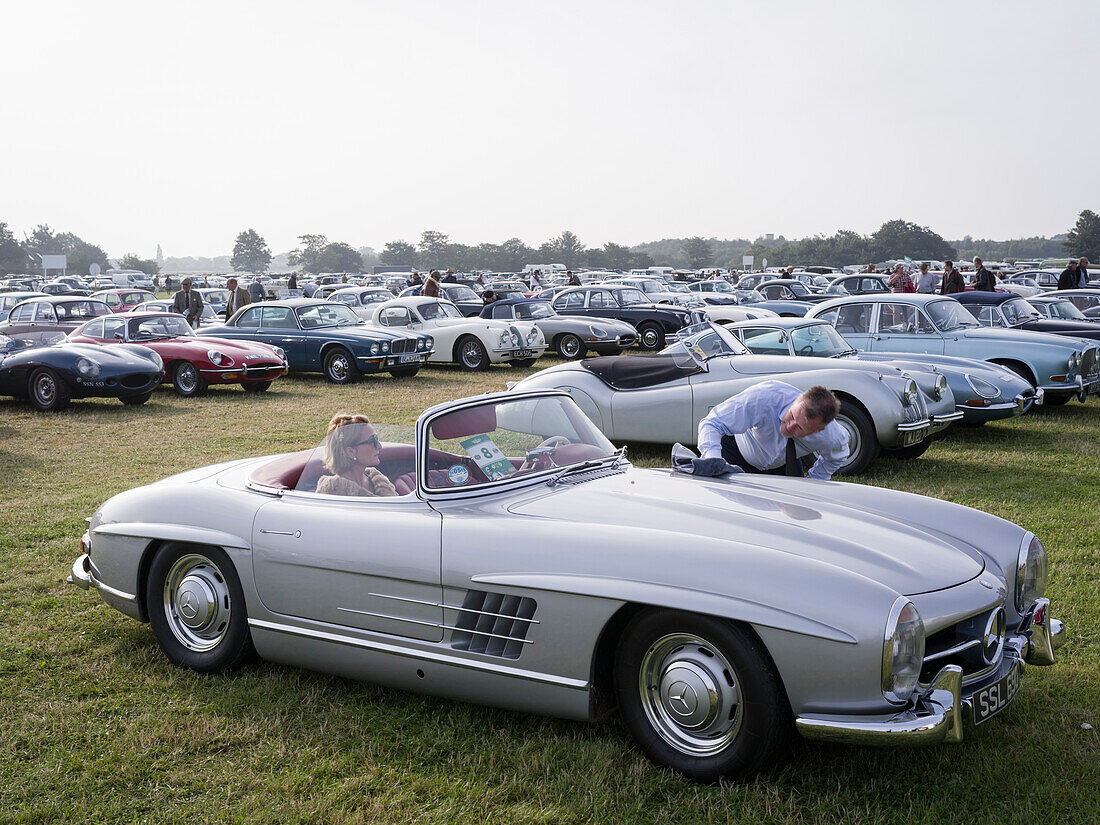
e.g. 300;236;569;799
580;354;701;389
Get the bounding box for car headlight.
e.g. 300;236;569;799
588;324;608;339
206;349;231;367
901;378;918;407
370;343;380;355
933;374;948;400
1068;352;1079;373
425;335;434;350
76;357;100;379
965;373;1000;399
146;350;163;369
882;598;925;704
526;327;539;344
381;341;390;354
1016;535;1048;613
498;330;511;347
271;346;286;362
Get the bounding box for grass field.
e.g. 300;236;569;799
1;363;1097;824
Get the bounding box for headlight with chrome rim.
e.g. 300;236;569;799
965;373;1000;399
588;324;608;339
526;327;540;344
370;343;380;355
271;346;286;362
1016;535;1048;612
900;378;918;407
932;373;948;400
76;357;101;379
882;598;925;704
206;350;231;366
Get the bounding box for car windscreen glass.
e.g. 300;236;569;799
425;395;617;489
129;316;193;339
293;422;416;495
298;303;360;327
57;300;110;321
789;323;853;356
735;289;765;303
1043;299;1087;320
1001;298;1041;325
203;290;229;304
446;286;479;301
514;302;555;320
661;323;749;359
927;300;979;331
786;281;810;296
614;288;649;305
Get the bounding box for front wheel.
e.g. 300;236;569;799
456;336;489;371
172;361;209;397
146;543;255;673
555;333;587;360
636;323;665;351
614;610;791;783
323;347;359;384
833;399;879;476
28;368;72;412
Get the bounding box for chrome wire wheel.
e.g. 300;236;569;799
458;337;488;370
174;362;200;395
834;413;862;469
162;553;233;652
557;333;583;359
637;632;743;756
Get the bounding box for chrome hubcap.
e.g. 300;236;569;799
835;413;861;470
641;329;660;348
329;354;350;380
638;633;742;756
34;373;56;404
163;554;231;652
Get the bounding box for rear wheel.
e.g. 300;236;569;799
172;362;208;397
614;610;791;783
637;323;665;351
323;347;359;384
28;368;71;412
242;380;273;393
833;399;879;475
555;333;587;360
146;543;255;673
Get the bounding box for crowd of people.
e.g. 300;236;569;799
878;256;1090;295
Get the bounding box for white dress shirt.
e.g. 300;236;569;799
697;380;850;480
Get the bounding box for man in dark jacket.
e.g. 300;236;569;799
172;277;204;327
972;257;996;291
941;260;965;294
1058;260;1080;290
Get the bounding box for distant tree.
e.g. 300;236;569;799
681;236;714;268
498;237;534;272
539;230;585;268
0;222;27;272
314;242;364;273
867;219;956;262
55;233;109;277
1064;209;1100;260
599;242;634;271
358;246;379;267
380;240;418;266
230;228;272;272
287;234;329;273
117;254;160;274
418;230;451;268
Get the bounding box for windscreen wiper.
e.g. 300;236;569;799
546;447;627;487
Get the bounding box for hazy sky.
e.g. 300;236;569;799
4;1;1098;259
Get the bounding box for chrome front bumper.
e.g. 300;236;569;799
796;598;1064;747
68;547;142;620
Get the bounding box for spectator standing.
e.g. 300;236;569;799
1058;260;1080;290
443;269;457;283
224;277;251;317
172;277;204;327
941;261;965;294
887;264;911;293
1078;257;1090;287
914;262;936;293
288;273;298;291
248;278;264;303
566;269;581;286
422;270;441;298
864;263;876;273
482;289;496;306
972;257;996;291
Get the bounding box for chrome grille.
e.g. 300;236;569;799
450;590;537;659
1081;346;1098;379
390;338;416;355
918;606;1006;686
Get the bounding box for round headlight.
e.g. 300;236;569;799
901;378;918;407
425;335;434;350
588;324;608;338
933;374;948;400
965;373;999;399
206;349;230;366
381;341;390;353
1016;535;1048;612
498;330;511;347
271;346;286;361
1068;352;1079;372
76;357;100;379
526;327;539;344
370;343;380;355
882;598;925;703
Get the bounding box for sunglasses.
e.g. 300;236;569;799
353;434;380;449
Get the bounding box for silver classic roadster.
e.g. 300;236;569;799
69;390;1064;782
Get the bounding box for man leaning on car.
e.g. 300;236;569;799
694;381;849;480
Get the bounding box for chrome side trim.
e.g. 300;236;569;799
366;591;541;624
335;606;535;644
896;419;931;433
922;638;982;663
248;617;579;688
931;411;964;424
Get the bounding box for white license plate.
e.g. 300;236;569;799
972;658;1022;725
398;353;422;364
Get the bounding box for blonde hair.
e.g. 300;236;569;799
324;413;373;474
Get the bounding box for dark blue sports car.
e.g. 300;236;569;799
200;299;434;383
0;334;164;412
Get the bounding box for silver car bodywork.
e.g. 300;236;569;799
69;389;1064;781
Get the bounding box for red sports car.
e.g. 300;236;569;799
69;311;288;396
92;289;157;312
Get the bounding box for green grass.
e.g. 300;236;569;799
1;366;1098;824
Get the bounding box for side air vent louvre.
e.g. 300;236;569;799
451;590;537;659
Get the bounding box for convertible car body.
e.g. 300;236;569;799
511;324;963;475
69;389;1066;782
481;298;639;359
722;317;1041;424
954;291;1100;342
0;333;163;411
69;312;288;397
806;294;1100;405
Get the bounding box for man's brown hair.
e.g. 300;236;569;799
800;385;840;424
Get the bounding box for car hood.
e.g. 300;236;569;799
507;469;984;596
960;326;1088;349
50;341;161;368
1020;319;1100;339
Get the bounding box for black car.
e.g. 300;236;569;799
825;275;890;297
954;291;1100;342
437;284;485;317
754;279;835;304
0;334;163;412
0;296;114;345
550;285;695;350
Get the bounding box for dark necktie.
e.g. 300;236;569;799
785;437;803;477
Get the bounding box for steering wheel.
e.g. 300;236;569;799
536;435;572;449
797;345;814;356
518;435;573;473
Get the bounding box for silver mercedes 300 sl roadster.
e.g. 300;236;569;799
69;389;1065;782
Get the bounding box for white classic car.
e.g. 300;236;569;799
69;389;1065;782
371;297;547;370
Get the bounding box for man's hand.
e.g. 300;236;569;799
691;457;740;477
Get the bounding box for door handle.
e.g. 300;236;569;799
873;335;882;340
259;529;300;538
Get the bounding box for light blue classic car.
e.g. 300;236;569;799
719;317;1042;424
805;294;1100;405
